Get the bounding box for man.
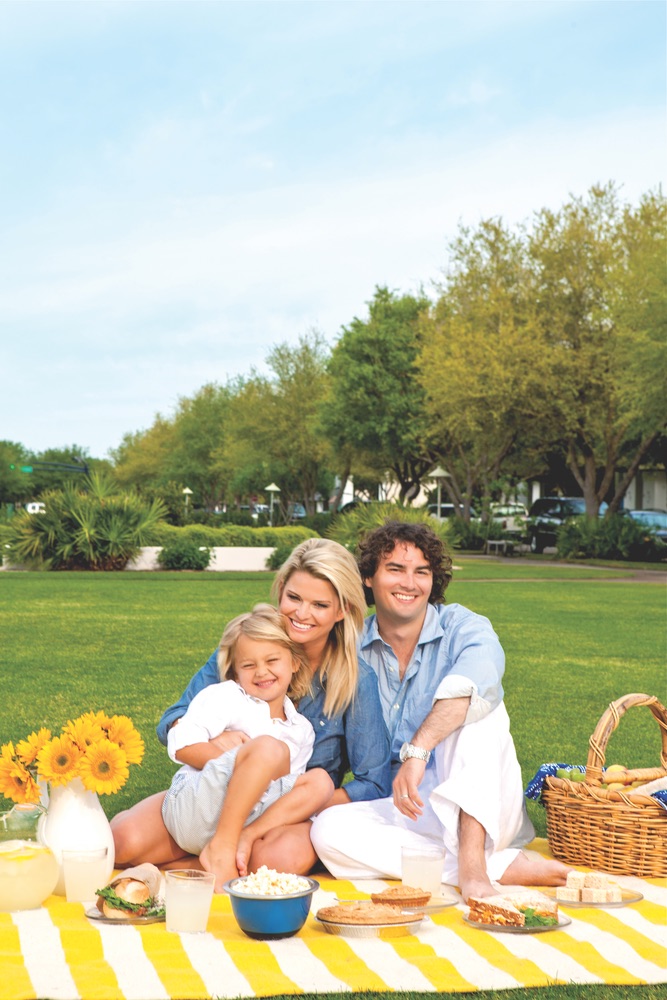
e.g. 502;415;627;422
310;520;569;900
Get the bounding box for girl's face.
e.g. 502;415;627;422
233;634;296;713
278;570;344;651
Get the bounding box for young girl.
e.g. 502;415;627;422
161;604;334;891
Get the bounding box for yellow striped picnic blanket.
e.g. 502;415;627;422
2;843;665;999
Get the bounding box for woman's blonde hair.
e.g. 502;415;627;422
272;538;365;717
217;603;312;702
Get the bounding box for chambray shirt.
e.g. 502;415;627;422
157;650;391;802
359;602;505;774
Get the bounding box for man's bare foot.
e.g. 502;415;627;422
498;852;571;888
459;875;497;903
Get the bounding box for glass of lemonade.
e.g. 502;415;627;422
165;870;215;933
62;848;109;903
401;843;445;898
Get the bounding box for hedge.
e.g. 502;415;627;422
151;523;318;549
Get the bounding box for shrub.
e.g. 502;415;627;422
5;474;166;570
266;541;297;571
151;523;317;549
157;539;211;571
557;513;666;562
326;501;452;553
446;517;505;551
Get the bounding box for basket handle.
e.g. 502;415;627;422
585;692;667;784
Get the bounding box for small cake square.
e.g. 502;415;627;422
582;887;608;903
565;871;587;889
583;872;613;888
556;887;581;902
606;886;623;903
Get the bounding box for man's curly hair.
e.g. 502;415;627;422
357;520;453;607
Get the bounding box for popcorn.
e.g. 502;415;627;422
233;866;311;896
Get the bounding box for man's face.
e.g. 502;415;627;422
365;541;432;627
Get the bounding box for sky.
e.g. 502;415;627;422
2;0;665;460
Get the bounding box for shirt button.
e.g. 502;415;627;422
319;720;325;726
394;704;399;710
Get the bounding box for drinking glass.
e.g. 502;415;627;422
165;870;215;933
401;844;445;897
62;847;109;903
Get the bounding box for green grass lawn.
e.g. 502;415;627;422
1;564;664;1000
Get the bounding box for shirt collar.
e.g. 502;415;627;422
361;602;445;650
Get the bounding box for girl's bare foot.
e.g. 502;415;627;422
200;841;239;892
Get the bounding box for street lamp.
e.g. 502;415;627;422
265;483;280;526
428;465;450;517
182;487;193;507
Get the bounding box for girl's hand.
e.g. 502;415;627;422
209;730;250;753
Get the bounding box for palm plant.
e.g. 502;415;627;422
7;476;166;570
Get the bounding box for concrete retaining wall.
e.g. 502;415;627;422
125;546;275;572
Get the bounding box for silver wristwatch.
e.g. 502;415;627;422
399;742;431;764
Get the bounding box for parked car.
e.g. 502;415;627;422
526;496;608;553
626;509;667;543
489;503;528;536
287;502;307;521
427;503;479;521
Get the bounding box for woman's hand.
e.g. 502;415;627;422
392;759;426;819
208;730;250;753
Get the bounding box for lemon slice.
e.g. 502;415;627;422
0;840;47;861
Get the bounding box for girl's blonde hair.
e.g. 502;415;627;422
217;603;312;702
272;538;365;717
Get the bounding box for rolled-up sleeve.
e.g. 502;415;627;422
342;663;392;801
432;610;504;724
156;649;220;746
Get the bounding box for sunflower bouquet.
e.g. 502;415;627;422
0;711;144;805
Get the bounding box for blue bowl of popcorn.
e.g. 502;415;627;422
224;867;319;939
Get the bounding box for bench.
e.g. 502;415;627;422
485;539;515;557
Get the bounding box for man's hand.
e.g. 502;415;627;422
393;758;426;819
208;731;250;754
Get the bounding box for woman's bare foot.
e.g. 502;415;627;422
498;852;571;887
236;828;258;878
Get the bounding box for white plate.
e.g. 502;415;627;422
540;887;643;909
86;906;165;925
316;914;425;938
463;913;571;934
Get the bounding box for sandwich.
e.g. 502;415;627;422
467;890;559;928
95;863;164;920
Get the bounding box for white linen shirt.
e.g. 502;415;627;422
167;679;315;777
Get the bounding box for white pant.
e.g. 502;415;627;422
310;702;535;886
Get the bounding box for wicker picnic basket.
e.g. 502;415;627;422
541;692;667;877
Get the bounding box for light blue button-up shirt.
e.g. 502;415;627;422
359;602;505;773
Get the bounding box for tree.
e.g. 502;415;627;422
224;333;333;515
418;220;546;518
527;184;667;515
324;286;434;504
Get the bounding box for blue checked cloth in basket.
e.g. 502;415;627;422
525;762;667;811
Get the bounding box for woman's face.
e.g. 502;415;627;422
278;570;344;651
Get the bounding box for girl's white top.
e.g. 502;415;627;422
167;679;315;776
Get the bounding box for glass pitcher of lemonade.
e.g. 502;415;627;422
0;803;59;911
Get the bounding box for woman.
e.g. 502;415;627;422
111;537;391;875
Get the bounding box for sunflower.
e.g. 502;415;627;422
63;716;105;751
77;710;113;731
0;751;41;805
79;740;129;795
36;735;82;786
105;715;145;765
15;728;52;766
